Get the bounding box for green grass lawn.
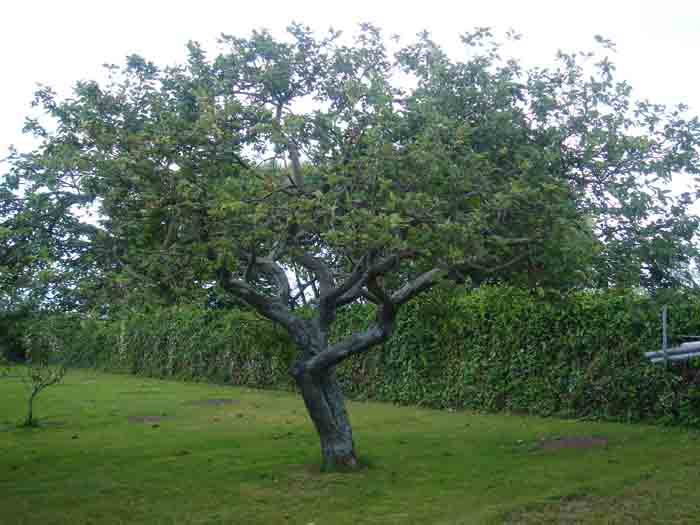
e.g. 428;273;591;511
2;369;700;524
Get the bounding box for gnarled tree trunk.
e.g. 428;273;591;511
294;367;357;471
219;248;445;471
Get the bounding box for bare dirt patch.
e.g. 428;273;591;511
186;399;240;407
540;436;608;451
505;496;598;524
127;415;171;424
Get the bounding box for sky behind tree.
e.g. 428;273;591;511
2;0;698;173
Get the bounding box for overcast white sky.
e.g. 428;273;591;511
2;0;699;167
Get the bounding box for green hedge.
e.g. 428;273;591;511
16;286;700;425
56;307;297;389
334;288;700;425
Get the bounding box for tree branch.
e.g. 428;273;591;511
244;247;256;283
461;252;528;274
315;251;411;310
304;324;388;373
367;275;392;306
305;265;405;373
324;254;370;303
335;281;370;308
240;247;290;305
292;253;336;295
255;257;291;306
390;268;446;305
218;269;299;333
274;102;304;188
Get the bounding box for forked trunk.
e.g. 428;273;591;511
294;367;358;471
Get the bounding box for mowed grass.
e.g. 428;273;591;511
2;370;700;524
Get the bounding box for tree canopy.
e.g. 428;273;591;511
2;24;699;467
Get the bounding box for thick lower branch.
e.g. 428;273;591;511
391;268;446;305
219;271;311;346
304;322;389;373
301;267;446;373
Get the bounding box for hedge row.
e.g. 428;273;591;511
334;288;700;425
49;308;297;388
10;286;700;425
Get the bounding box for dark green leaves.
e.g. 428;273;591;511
3;25;699;314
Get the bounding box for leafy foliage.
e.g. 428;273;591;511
2;25;698;311
0;310;32;362
54;307;295;386
0;168;96;311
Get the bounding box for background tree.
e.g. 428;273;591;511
0;162;97;312
3;25;699;468
17;318;69;427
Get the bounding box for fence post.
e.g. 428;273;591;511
662;305;668;364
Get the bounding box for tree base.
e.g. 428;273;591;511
321;450;360;472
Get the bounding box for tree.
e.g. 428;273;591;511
3;25;699;468
17;318;68;427
0;151;98;312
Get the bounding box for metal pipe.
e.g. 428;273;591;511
645;347;695;359
650;351;700;364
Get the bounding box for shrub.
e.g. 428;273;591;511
24;286;700;426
